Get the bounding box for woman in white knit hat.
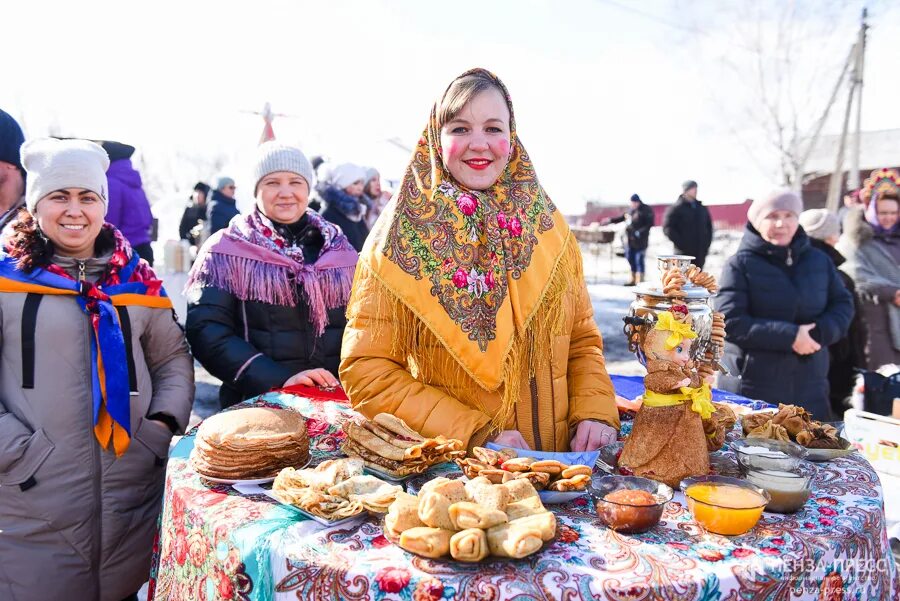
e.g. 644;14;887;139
0;138;194;600
319;162;370;251
715;190;854;420
185;142;358;408
800;208;867;415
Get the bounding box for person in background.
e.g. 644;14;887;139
320;163;370;251
361;167;386;230
799;208;867;416
604;193;655;286
179;181;210;246
340;68;619;452
837;169;900;370
0;109;26;231
206;175;239;236
663;179;713;269
0;138;193;601
308;155;326;212
101;140;155;265
838;188;864;230
716;190;853;420
186;142;358;408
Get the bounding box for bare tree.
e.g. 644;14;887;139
675;0;875;188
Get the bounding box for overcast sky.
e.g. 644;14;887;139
2;0;898;219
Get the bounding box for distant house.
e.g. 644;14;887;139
801;128;900;208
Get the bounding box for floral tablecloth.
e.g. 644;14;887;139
150;388;899;601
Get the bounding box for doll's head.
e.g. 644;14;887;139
642;308;697;367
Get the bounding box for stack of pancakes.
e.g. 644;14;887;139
191;407;309;480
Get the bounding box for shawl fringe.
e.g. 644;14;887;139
187;252;355;336
352;234;581;433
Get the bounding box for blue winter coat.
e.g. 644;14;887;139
715;224;853;419
206;189;240;236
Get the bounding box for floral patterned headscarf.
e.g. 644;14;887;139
362;68;570;391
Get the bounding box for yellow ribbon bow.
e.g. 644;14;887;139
642;383;715;420
679;383;714;420
655;311;697;350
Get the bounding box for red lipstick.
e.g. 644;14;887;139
463;158;492;170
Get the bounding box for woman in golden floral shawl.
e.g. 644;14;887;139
340;69;618;451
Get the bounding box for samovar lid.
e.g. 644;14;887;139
633;281;712;300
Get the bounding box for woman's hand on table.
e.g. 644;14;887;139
284;368;339;388
571;420;617;451
489;430;530;450
792;323;821;355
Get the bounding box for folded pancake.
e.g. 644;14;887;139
385;492;424;537
428;479;468;503
345;422;407;461
464;479;509;511
398;527;452;558
374;413;425;443
449;528;490;562
419;477;450;496
329;475;402;513
505;496;547;521
510;512;556;541
418;491;458;530
340;439;422;476
448;501;508;530
486;522;544;559
501;479;538;502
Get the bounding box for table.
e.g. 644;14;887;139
149;383;900;601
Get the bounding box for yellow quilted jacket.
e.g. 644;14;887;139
339;235;619;451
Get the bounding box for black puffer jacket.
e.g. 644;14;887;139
807;238;867;415
185;218;347;408
610;202;655;250
663;195;713;266
715;225;854;420
320;186;370;252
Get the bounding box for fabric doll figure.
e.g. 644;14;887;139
619;306;713;487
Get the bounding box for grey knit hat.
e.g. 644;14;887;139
215;175;235;191
20;138;110;214
747;189;803;231
799;208;840;241
252;142;313;194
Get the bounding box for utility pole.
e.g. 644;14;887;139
826;9;868;213
848;8;868;191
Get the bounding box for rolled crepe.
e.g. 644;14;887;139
418;491;457;530
385;492;423;537
510;511;556;542
464;479;509;511
505;496;547;521
486;522;544;559
449;501;508;530
450;528;490;562
399;527;452;558
502;479;538;503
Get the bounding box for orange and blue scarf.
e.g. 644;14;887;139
0;227;172;456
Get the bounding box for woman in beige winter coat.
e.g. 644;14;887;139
0;139;194;601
